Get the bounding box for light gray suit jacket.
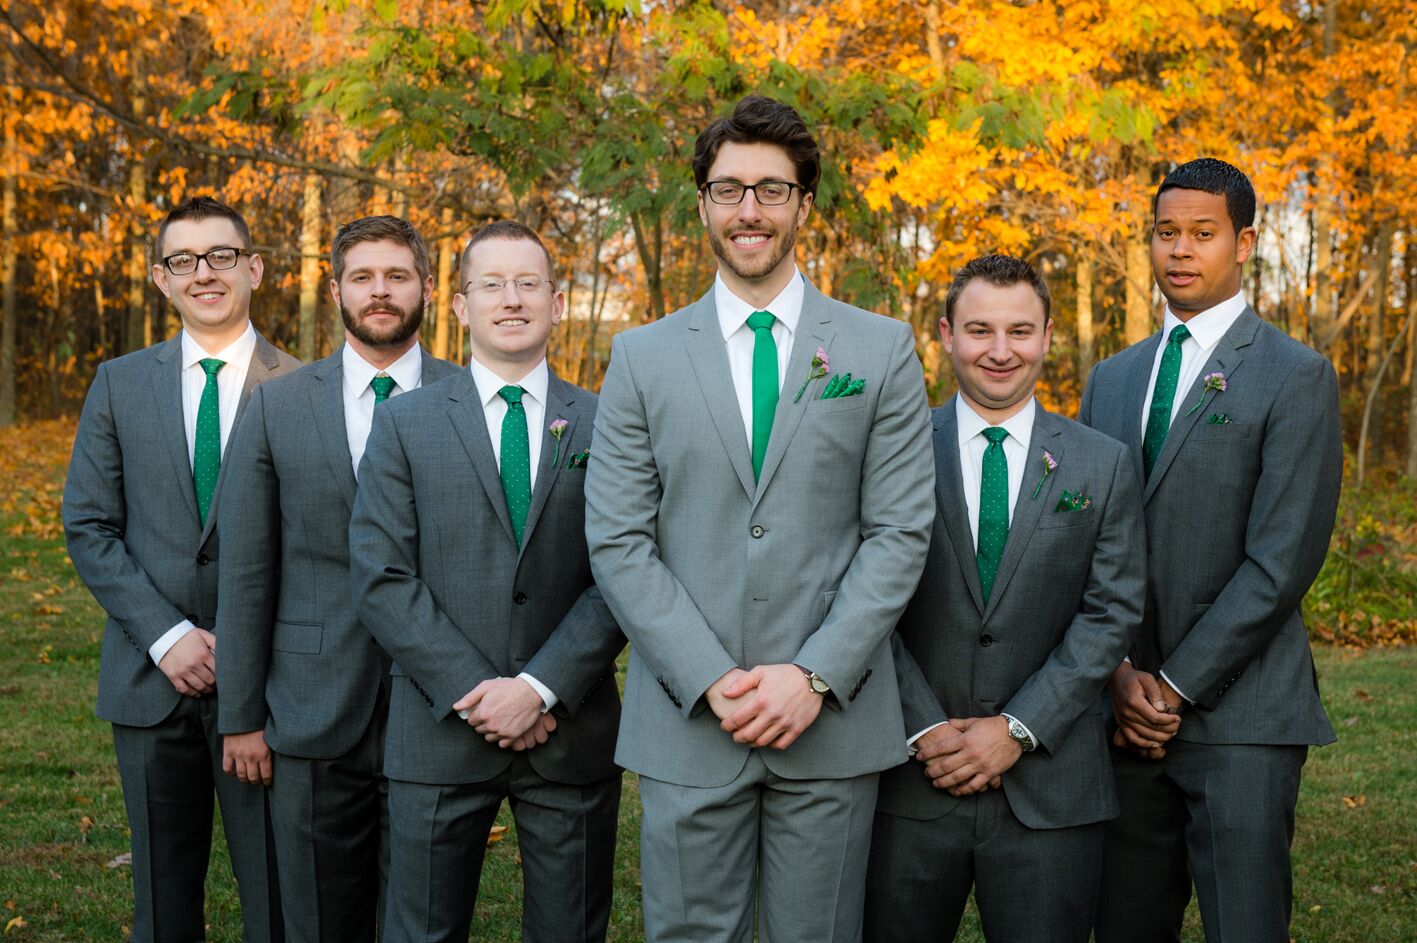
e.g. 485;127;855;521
879;400;1145;829
348;368;624;786
215;346;460;757
63;332;301;727
1079;308;1340;746
584;280;935;788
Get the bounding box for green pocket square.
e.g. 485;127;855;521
1054;490;1092;512
820;372;867;399
1207;413;1232;424
566;448;590;469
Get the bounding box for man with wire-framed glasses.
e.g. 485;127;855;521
64;195;297;942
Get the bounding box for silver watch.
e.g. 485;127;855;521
802;669;830;695
1006;715;1036;752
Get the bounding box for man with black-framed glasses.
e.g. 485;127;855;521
63;195;298;942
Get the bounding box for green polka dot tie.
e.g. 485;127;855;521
370;373;396;405
977;426;1010;604
1142;324;1190;478
746;310;778;480
498;385;531;547
193;358;226;527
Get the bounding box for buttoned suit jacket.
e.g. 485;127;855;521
215;346;460;757
584;280;936;788
63;332;301;727
878;400;1145;829
1078;308;1340;746
348;368;623;786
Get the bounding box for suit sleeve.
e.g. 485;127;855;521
214;385;279;734
1160;355;1342;708
349;405;500;720
523;583;625;717
1001;442;1145;751
62;362;187;651
793;321;935;703
891;630;949;739
1077;363;1100;425
584;333;738;716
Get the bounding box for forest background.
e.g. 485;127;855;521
0;0;1414;644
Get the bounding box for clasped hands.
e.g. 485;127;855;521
707;665;824;751
454;677;557;752
913;717;1016;797
1108;662;1183;759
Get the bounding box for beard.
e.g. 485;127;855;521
706;223;799;283
342;297;424;348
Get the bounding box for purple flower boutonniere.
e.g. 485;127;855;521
793;347;830;403
1030;449;1058;500
549;418;568;466
1185;372;1227;417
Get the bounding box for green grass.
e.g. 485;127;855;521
2;421;1414;941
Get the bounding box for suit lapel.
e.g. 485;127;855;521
154;338;202;529
752;279;836;508
683;293;757;500
1116;335;1161;479
1143;309;1257;504
308;351;357;511
446;371;517;547
982;408;1065;624
519;372;577;556
934;400;986;615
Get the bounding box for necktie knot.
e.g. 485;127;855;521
746;311;776;334
1168;324;1191;346
982;426;1009;446
370;373;396;404
199;358;225;377
498;385;525;407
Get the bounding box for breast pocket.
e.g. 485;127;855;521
271;621;322;654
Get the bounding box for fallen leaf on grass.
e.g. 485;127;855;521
1354;689;1373;702
34;604;64;616
4;915;26;933
1343;716;1358;726
79;816;94;840
486;825;509;846
105;852;132;869
1308;904;1321;913
1341;795;1367;809
1369;885;1386;894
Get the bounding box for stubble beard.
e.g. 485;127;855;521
708;224;798;284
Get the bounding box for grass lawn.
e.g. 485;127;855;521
1;420;1413;940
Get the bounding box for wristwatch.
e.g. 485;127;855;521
1005;715;1036;752
801;668;830;695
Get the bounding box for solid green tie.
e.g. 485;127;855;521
1142;324;1191;478
193;358;225;527
370;373;396;405
977;426;1010;604
746;310;778;480
498;385;531;547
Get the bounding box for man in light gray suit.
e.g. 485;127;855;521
584;95;935;942
63;196;297;942
216;216;460;942
349;220;624;943
862;255;1144;942
1080;158;1342;942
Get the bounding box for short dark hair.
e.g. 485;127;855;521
692;95;821;196
458;220;555;284
331;215;431;284
944;254;1051;326
155;196;251;260
1153;157;1256;234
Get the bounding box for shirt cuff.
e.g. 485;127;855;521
1158;669;1193;705
906;721;950;755
149;620;196;667
517;673;558;712
1001;712;1036;748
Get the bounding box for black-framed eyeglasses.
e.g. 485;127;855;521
700;180;804;206
161;247;250;276
462;277;555;295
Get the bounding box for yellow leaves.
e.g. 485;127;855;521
1341;794;1367;809
3;916;26;934
866;118;994;213
486;825;509;845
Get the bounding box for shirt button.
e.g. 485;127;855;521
514;592;528;605
979;634;994;647
750;525;765;538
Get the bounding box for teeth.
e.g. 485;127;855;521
732;235;768;245
499;319;528;326
195;293;222;300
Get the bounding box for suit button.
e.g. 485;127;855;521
979;634;994;647
514;592;527;605
196;554;209;566
750;525;765;538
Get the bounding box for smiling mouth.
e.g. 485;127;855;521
192;291;225;302
730;232;771;247
496;318;529;327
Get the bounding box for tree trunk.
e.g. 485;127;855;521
0;79;17;427
298;172;324;362
433;205;454;362
1311;0;1339;354
126;157;149;351
1364;223;1393;440
1124;236;1151;345
1075;248;1095;380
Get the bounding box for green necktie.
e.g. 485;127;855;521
498;385;531;547
746;310;778;480
370;373;396;405
193;358;225;527
977;426;1010;604
1142;324;1191;478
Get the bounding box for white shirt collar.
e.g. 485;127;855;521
714;267;805;341
955;394;1036;449
1162;290;1247;351
469;355;550;408
181;322;256;369
343;341;423;398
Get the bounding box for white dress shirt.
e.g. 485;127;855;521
466;354;557;711
343;341;424;477
150;324;258;666
1135;290;1246;704
714;268;805;447
908;394;1039;750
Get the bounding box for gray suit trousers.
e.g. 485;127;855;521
111;694;283;943
1095;740;1307;943
864;787;1102;943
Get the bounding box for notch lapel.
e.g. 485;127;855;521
519;373;576;556
1116;334;1161;480
683;294;757;499
446;371;518;547
154;339;202;529
308;352;357;511
934;402;987;615
981;409;1065;624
